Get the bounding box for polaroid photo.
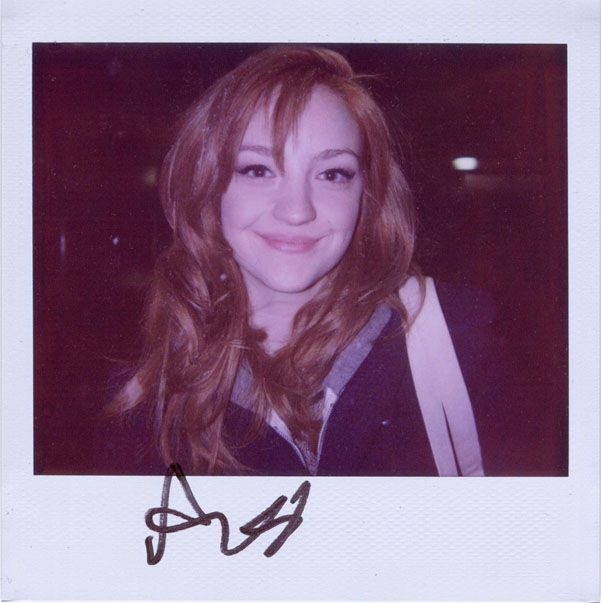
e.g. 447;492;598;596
2;1;599;601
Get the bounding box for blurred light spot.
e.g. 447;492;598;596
143;167;158;187
59;233;66;257
452;156;479;171
112;236;120;246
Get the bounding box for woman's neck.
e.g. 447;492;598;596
244;277;321;354
249;293;314;354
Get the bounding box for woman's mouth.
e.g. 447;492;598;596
257;233;322;253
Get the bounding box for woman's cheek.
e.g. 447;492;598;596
325;196;362;234
222;186;269;230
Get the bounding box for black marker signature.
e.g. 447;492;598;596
145;463;311;565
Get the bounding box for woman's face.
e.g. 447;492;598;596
221;85;364;304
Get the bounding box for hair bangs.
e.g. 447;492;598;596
270;77;316;170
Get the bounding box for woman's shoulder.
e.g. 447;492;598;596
399;275;497;333
433;279;497;331
428;278;515;476
409;277;504;380
425;278;503;375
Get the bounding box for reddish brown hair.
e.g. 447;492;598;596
112;46;418;474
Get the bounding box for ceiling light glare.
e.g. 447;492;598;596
452;156;479;171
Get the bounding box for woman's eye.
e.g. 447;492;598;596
236;164;273;178
318;168;355;184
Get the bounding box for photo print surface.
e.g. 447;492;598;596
33;43;568;478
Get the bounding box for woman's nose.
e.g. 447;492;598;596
272;177;317;225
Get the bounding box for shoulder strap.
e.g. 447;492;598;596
399;277;485;476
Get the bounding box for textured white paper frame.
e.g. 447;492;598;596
2;1;599;600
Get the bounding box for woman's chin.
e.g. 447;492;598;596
245;270;327;298
261;276;323;296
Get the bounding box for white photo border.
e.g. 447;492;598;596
2;1;599;600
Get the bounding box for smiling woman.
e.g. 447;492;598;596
103;46;508;476
222;86;364;352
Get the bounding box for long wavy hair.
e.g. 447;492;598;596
111;46;419;474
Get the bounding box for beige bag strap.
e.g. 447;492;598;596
399;277;485;477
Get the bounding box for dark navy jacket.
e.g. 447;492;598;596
94;282;509;476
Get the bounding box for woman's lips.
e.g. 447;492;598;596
257;233;321;253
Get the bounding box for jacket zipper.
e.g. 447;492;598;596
267;411;308;468
267;386;339;475
316;387;338;467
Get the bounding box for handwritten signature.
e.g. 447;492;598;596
145;463;311;564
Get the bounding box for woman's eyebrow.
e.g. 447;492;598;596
315;148;360;161
238;145;360;161
239;144;273;156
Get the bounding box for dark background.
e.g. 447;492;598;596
33;43;567;475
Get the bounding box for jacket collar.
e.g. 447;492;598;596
230;303;392;409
